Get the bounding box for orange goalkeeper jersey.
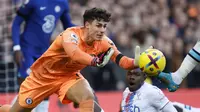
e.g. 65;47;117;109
30;26;134;78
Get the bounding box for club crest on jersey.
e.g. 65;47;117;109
55;5;61;13
25;98;33;105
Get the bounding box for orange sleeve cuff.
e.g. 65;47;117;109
119;56;134;70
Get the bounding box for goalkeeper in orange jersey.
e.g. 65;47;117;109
0;7;141;112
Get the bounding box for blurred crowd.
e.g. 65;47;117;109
1;0;200;92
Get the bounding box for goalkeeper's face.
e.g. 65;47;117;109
85;19;108;41
126;68;147;92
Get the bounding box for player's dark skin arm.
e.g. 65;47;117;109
12;14;26;86
12;15;25;69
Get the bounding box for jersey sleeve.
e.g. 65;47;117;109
12;0;34;47
147;86;169;110
60;0;75;29
173;102;195;112
101;37;134;70
161;102;178;112
12;15;24;46
62;30;94;65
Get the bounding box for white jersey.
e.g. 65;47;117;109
173;102;200;112
121;82;169;112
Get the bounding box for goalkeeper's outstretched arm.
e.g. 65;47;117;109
62;31;114;67
110;46;140;70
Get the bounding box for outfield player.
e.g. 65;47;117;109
158;40;200;92
173;102;200;112
0;7;141;112
121;69;177;112
11;0;74;111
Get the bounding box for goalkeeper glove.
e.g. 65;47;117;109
134;46;140;67
134;46;153;67
91;47;114;67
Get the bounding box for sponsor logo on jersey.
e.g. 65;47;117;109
42;15;55;33
40;7;46;10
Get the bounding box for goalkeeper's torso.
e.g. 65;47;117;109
30;27;115;77
19;0;69;56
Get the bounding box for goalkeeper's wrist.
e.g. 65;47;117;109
13;45;21;51
91;57;99;66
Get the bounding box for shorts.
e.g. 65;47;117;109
18;71;84;108
18;51;38;78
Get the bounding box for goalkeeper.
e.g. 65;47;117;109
0;7;141;112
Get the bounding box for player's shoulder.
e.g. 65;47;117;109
140;83;166;101
123;87;130;93
122;87;130;96
21;0;34;5
141;82;156;89
65;26;82;37
55;0;67;2
61;27;82;44
63;30;79;38
102;36;115;46
66;26;82;32
54;0;69;8
55;0;68;4
141;83;163;95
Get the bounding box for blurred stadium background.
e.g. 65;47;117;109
1;0;200;111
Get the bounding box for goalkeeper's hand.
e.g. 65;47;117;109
134;46;140;67
91;47;114;67
134;46;154;67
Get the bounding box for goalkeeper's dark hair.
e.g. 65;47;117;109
83;7;111;25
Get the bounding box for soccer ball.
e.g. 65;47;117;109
139;49;166;76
